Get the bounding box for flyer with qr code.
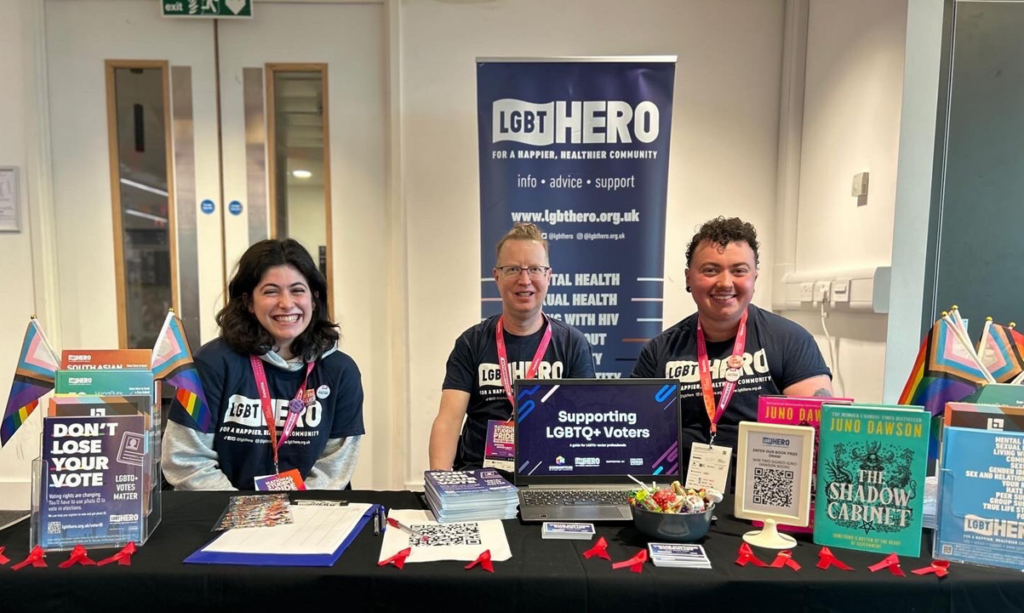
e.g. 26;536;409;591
377;509;512;564
735;421;815;529
935;427;1024;571
39;415;146;549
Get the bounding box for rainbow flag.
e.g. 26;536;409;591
900;318;987;458
977;320;1024;384
152;311;211;432
1;319;60;446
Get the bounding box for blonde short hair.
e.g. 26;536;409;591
494;222;549;264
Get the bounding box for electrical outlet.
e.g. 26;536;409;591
832;280;850;303
799;282;813;302
813;281;831;303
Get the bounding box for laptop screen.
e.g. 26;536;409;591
513;378;681;485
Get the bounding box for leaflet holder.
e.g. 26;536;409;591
29;371;162;552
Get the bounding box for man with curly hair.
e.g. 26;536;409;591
632;217;832;466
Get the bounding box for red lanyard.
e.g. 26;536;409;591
249;356;316;472
496;315;553;409
695;309;748;438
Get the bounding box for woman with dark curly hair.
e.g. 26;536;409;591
632;217;832;466
162;239;364;490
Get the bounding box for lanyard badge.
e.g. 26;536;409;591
695;309;748;442
249;356;316;473
495;315;553;411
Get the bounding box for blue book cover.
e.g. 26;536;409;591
935;427;1024;570
40;415;146;549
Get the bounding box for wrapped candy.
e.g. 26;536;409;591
683;495;706;513
629;482;722;515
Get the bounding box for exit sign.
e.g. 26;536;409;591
162;0;253;18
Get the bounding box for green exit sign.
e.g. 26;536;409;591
162;0;253;18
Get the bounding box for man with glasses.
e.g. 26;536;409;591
429;223;596;471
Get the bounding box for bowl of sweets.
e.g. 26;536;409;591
628;481;723;543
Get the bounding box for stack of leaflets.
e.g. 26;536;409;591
423;469;519;523
647;543;712;569
922;475;937;530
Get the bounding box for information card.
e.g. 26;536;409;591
40;415;145;549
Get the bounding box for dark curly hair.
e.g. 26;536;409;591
685;217;760;268
216;239;339;361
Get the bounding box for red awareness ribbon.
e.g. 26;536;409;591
58;544;97;568
378;547;411;570
11;546;47;571
0;546;9;566
465;549;494;573
911;560;950;578
97;542;138;567
735;543;766;567
868;553;905;577
770;550;801;572
582;536;611;561
611;549;648;573
816;547;854;571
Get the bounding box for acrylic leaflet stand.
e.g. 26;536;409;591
29;371;162;552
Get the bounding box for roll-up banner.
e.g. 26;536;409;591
477;57;676;378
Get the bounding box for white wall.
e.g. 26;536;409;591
884;0;947;402
783;0;908;402
400;0;787;487
0;0;44;509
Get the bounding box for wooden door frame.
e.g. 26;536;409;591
265;63;333;314
104;59;178;348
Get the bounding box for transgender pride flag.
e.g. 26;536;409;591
1;318;60;446
152;311;211;432
900;315;990;458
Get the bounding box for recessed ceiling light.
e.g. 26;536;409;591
292;169;312;179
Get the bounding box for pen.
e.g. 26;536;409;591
373;511;380;536
387;517;429;542
378;506;386;533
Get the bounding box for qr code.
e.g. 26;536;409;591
752;467;794;508
941;544;953;555
411;523;482;547
47;521;62;535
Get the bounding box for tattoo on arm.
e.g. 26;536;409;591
812;388;832;398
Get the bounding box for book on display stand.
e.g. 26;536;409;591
812;403;929;557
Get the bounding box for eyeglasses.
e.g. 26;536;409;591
495;265;551;279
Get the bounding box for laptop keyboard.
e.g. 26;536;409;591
522;489;631;506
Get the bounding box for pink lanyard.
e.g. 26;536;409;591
249;356;316;472
496;315;553;409
695;309;748;440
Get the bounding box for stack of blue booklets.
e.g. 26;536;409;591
424;469;519;523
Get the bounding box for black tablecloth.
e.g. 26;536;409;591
1;490;1023;613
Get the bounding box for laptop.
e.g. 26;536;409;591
514;378;682;522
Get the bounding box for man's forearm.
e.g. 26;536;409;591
428;419;460;470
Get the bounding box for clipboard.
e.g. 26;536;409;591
184;503;379;567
